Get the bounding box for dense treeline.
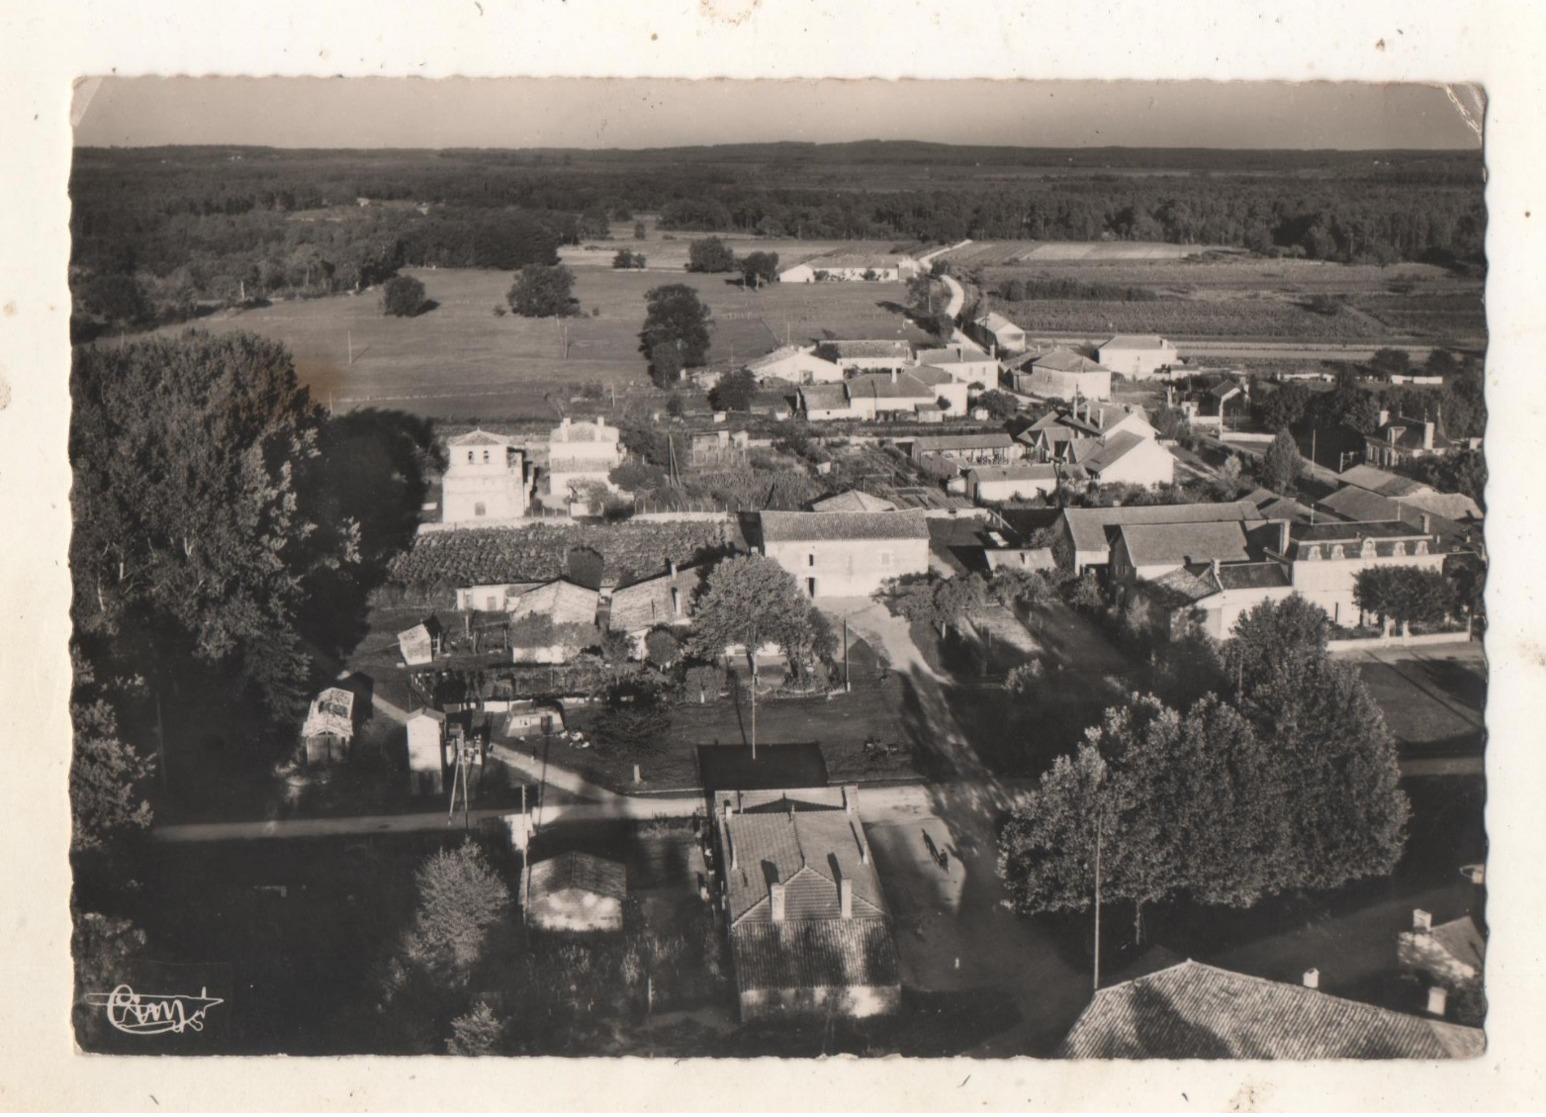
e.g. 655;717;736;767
70;144;1485;335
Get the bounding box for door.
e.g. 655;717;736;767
806;578;817;598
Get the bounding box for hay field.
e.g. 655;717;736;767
161;263;927;420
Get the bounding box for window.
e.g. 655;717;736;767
808;553;816;567
467;451;475;463
482;449;490;463
879;550;894;568
474;502;486;517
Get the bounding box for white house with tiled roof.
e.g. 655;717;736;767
753;510;930;597
1097;334;1181;379
747;345;844;386
1007;347;1114;400
713;787;901;1021
443;429;530;524
914;344;1001;387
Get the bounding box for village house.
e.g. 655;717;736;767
405;708;447;795
907;365;970;415
1364;410;1457;468
712;787;901;1022
605;562;707;658
542;416;625;509
746;345;845;385
442;429;530;524
842;371;939;421
967;462;1060;504
753;510;930;598
967;310;1028;355
1277;518;1446;628
1006;348;1114;401
1096;334;1182;379
300;687;355;765
797;383;860;422
1020;400;1157;461
1074;431;1177;488
813;339;914;373
914;344;1001;386
777;255;921;283
1057;500;1266;573
507;578;602;663
1057;959;1484;1059
521;851;627;933
453;580;544;613
396;616;443;667
1398;909;1486;1027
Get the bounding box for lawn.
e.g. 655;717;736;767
156;258;928;421
1356;649;1487;758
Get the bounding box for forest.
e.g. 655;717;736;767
70;144;1486;337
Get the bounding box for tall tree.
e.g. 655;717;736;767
738;251;780;289
686;236;737;274
708;368;758;412
640;284;713;386
1353;566;1457;631
382;274;428;317
400;840;512;984
70;331;354;722
70;697;155;854
687;554;813;665
1261;428;1305;493
507;264;578;317
998;744;1112;917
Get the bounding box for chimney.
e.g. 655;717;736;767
1302;968;1320;990
1422;420;1435;450
1210;557;1220;581
769;881;786;923
1426;986;1448;1017
1420;512;1432;536
990;342;998;359
1097;405;1105;428
668;558;678;579
839;877;853;920
1279;519;1291;555
670;587;682;617
1378;408;1390;427
889;368;898;384
1412;908;1433;933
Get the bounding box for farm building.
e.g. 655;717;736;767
968;310;1028;355
907;431;1022;466
967;462;1059;504
843;372;939;420
1363;411;1457;469
405;708;447;795
811;490;897;513
508;579;602;663
913;345;1001;386
1006;348;1114;401
813;339;913;372
908;365;970;415
543;416;625;508
1057;960;1483;1059
454;580;544;613
606;562;709;657
712;787;901;1022
442;429;531;524
1074;430;1177;488
778;255;921;284
502;700;565;738
752;510;930;598
396;617;443;667
301;687;355;765
1097;334;1181;379
797;383;861;422
522;852;627;933
1019;401;1157;463
747;345;844;385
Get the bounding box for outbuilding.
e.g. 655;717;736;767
522;851;627;933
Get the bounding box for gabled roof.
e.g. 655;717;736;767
757;510;930;543
408;707;447;724
908;365;958;387
911;432;1016;453
796;255;905;271
1209;378;1244;401
1117;520;1250;568
846;373;935;402
1373;414;1452;452
1061;501;1263;558
721;804;888;926
1057;960;1484;1059
1319;486;1402;523
1030;347;1109;374
799;384;851;411
812;490;898;513
301;688;355;738
973;310;1023;333
915;347;996;366
448;428;515;447
967;462;1059;485
821;339;912;359
509;579;601;628
1080;431;1158;475
1244;487;1320;523
1338;464;1428;498
526;851;627;902
1142;564;1221;608
607;564;707;634
1217;561;1292;591
1099;334;1175;351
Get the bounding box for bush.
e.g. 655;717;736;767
383;275;428;317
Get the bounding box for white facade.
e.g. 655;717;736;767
1098;335;1181;379
545;416;625;504
749;347;845;385
1086;436;1177;488
442;430;529;523
405;709;446;795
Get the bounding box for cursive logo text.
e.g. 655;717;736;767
84;985;225;1036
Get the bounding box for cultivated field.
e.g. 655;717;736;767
940;240;1228;265
158;264;925;420
561;231;919;272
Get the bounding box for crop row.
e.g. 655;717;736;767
995;297;1390;340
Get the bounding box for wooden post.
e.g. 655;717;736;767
1093;812;1103;993
843;617;850;693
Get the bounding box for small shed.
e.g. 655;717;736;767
522;851;627;933
503;700;566;738
301;687;355;765
405;708;447;795
397;615;443;667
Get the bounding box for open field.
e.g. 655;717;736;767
561;233;917;272
942;240;1231;265
157;265;924;420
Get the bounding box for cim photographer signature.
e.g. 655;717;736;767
83;985;224;1036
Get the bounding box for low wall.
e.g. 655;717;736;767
1328;631;1474;653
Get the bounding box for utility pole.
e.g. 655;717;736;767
1093;812;1103;993
347;330;353;366
843;617;850;693
749;650;758;761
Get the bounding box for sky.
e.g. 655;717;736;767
72;77;1483;151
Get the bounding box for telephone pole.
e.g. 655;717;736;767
1093;813;1103;993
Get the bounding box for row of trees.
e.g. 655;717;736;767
685;237;781;289
998;597;1410;945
